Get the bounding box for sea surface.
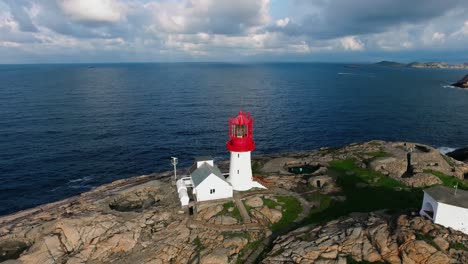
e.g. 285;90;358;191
1;63;468;215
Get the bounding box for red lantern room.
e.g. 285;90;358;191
226;111;255;152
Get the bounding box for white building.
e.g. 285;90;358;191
420;185;468;234
191;157;233;202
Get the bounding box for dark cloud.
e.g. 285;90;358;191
272;0;467;39
3;0;38;32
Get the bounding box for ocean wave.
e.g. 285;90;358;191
68;176;93;184
437;146;456;154
442;84;467;90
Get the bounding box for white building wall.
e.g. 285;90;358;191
178;188;189;206
197;160;214;168
228;151;254;191
434;202;468;234
420;193;439;219
194;174;233;202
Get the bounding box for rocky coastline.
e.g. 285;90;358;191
1;140;468;264
450;74;468;89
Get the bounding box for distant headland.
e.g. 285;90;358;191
375;60;468;69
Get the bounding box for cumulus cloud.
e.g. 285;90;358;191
0;0;467;62
339;36;364;51
57;0;126;24
146;0;269;35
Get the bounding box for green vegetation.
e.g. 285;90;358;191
300;159;422;226
252;161;263;174
441;154;455;167
424;169;468;190
450;242;468;251
236;233;264;264
263;198;279;209
415;233;440;250
330;159;405;188
193;237;205;251
218;201;242;222
271;196;303;232
366;150;390;159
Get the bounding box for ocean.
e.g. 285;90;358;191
1;63;467;215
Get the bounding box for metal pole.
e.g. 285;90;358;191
171;157;178;181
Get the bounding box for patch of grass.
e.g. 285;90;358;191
263;198;279;209
236;233;263;264
304;192;331;205
366;150;391;159
450;242;468;251
330;159;405;188
415;233;440;250
217;201;242;223
252;161;263;174
441;154;455;167
424;169;468;190
270;196;303;232
193;237;205;251
300;159;422;226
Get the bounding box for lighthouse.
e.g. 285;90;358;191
226;111;266;191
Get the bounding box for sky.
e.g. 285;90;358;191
1;0;468;63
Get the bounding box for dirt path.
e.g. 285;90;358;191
233;192;251;224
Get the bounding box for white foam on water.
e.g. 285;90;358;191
68;176;92;184
442;84;467;90
437;146;456;154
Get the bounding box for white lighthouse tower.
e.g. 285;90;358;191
226;111;266;191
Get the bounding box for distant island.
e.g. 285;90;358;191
375;61;468;69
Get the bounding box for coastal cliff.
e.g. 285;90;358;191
1;141;468;263
374;61;468;69
451;74;468;88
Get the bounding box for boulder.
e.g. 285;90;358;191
447;146;468;162
196;205;223;220
402;173;443;187
213;216;238;225
451;74;468;88
244;196;263;208
259;207;282;224
200;248;228;264
433;237;450;251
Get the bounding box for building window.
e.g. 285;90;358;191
238;153;240;158
237;170;239;174
210;189;216;194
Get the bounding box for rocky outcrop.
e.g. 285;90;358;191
245;197;263;208
263;212;468;264
408;62;468;69
1;140;468;263
447;146;468;163
451;74;468;88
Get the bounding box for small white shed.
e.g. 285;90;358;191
191;161;233;202
420;186;468;234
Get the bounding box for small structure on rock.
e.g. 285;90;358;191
175;111;266;207
420;185;468;234
191;157;233;202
